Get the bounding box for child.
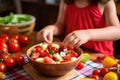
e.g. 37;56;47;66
36;0;120;57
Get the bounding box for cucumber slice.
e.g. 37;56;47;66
36;58;44;63
53;53;63;61
52;43;60;49
39;43;48;50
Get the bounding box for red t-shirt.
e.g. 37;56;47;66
64;3;113;56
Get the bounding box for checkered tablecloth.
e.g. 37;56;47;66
4;55;33;80
73;60;103;80
4;55;103;80
4;67;33;80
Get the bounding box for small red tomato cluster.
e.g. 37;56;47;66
76;61;84;70
0;34;29;53
0;53;26;73
90;60;120;80
30;42;79;64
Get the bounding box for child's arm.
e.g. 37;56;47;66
88;0;120;41
53;0;66;36
36;0;65;42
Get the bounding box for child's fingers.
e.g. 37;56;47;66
47;33;53;43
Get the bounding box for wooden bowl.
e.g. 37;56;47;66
0;14;35;35
26;43;83;77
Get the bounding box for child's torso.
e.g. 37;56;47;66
64;3;113;56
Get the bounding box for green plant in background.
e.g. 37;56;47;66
0;12;31;25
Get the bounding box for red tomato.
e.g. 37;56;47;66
64;54;72;61
91;75;100;80
14;54;25;67
8;43;20;53
11;35;19;40
0;34;9;41
51;47;58;53
76;62;84;70
0;39;8;53
117;71;120;80
4;56;15;70
100;68;109;76
8;38;19;44
70;51;78;58
0;38;6;43
8;38;20;53
44;57;56;64
46;53;53;59
31;52;40;60
0;47;8;53
117;60;120;64
92;69;101;75
38;49;46;57
19;35;29;46
59;43;65;51
0;63;6;73
33;46;42;52
97;56;106;63
33;46;47;57
0;53;9;59
67;45;74;50
33;46;46;57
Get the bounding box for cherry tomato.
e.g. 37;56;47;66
117;60;120;64
64;54;72;61
59;43;65;51
0;38;8;53
67;45;74;50
11;35;19;40
92;69;101;75
8;38;20;53
33;46;46;57
14;54;25;67
76;62;84;70
51;47;58;53
117;71;120;80
0;34;9;41
8;37;19;44
4;56;15;70
70;51;78;57
0;47;8;53
33;46;42;52
31;52;40;60
97;56;106;63
100;68;109;76
91;75;100;80
0;63;6;73
19;35;29;46
0;53;9;59
8;43;20;53
46;53;53;59
44;57;56;64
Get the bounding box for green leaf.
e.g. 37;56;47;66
49;50;55;55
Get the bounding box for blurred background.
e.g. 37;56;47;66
0;0;119;31
0;0;120;58
0;0;60;31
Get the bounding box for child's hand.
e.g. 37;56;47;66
63;30;90;48
36;25;54;43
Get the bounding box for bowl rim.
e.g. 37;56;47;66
26;43;83;65
0;14;36;27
